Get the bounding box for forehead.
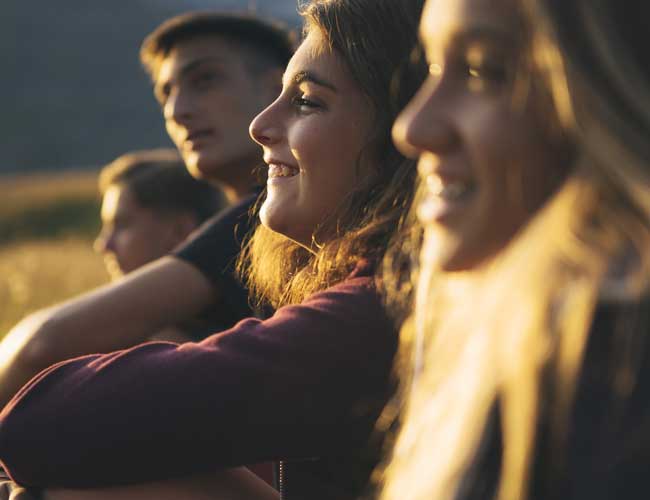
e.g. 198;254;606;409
155;34;248;84
421;0;519;47
283;31;355;89
101;185;140;218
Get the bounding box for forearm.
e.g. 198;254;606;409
1;469;279;500
0;277;395;488
45;469;279;500
0;257;215;408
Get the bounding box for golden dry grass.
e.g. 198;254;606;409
0;238;109;336
0;170;107;337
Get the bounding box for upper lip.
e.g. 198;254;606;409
418;155;471;184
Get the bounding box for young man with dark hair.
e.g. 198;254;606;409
0;12;293;406
140;12;293;202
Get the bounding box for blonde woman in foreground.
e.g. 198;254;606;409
382;0;650;499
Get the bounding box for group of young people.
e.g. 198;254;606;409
0;0;648;499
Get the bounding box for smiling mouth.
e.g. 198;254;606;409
427;176;474;201
268;163;300;179
418;176;476;224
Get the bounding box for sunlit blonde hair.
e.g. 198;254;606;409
238;0;427;309
381;0;650;499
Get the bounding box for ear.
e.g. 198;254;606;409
171;212;200;243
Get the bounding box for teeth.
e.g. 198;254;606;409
268;164;299;178
441;183;467;199
426;176;469;200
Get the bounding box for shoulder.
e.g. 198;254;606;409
264;268;389;338
172;191;260;283
181;191;259;245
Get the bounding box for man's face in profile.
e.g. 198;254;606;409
154;35;276;183
94;184;191;280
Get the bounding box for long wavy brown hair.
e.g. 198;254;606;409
237;0;427;309
381;1;650;499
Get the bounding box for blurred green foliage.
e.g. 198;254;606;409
0;198;100;244
0;170;101;245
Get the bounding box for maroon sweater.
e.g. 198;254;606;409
0;262;396;497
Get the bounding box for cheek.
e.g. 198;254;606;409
288;120;329;162
116;230;137;251
471;108;548;210
298;126;362;208
507;119;565;213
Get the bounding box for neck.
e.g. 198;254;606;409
210;152;264;204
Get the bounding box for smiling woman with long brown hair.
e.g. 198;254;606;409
0;1;426;499
381;0;650;499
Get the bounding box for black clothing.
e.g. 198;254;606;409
173;192;260;338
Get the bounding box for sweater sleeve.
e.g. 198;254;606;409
0;275;396;489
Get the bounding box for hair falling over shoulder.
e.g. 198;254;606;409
380;1;650;499
237;0;427;309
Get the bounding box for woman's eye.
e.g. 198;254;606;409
291;95;321;111
466;63;508;84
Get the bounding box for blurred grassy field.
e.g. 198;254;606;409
0;171;109;337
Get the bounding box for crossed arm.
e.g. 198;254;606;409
0;256;216;408
0;468;279;500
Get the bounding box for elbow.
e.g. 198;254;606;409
17;314;70;372
0;312;65;398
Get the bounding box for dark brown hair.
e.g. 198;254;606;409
140;11;296;81
99;148;223;223
238;0;427;309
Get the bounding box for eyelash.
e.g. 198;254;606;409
428;58;509;88
464;62;508;84
291;94;321;111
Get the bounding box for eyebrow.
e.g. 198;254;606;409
177;56;226;79
421;25;517;53
155;56;226;96
287;70;338;92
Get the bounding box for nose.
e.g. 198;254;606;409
392;76;460;159
93;228;114;255
249;98;283;147
163;86;193;125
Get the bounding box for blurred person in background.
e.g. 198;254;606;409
95;148;221;282
0;11;293;409
95;148;223;342
381;0;650;499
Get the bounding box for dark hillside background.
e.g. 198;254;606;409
1;0;299;174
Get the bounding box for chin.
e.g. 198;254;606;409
183;160;203;180
260;206;288;236
261;213;312;248
192;162;215;180
184;151;218;179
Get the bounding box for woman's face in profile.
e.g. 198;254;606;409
393;0;569;272
249;30;375;248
